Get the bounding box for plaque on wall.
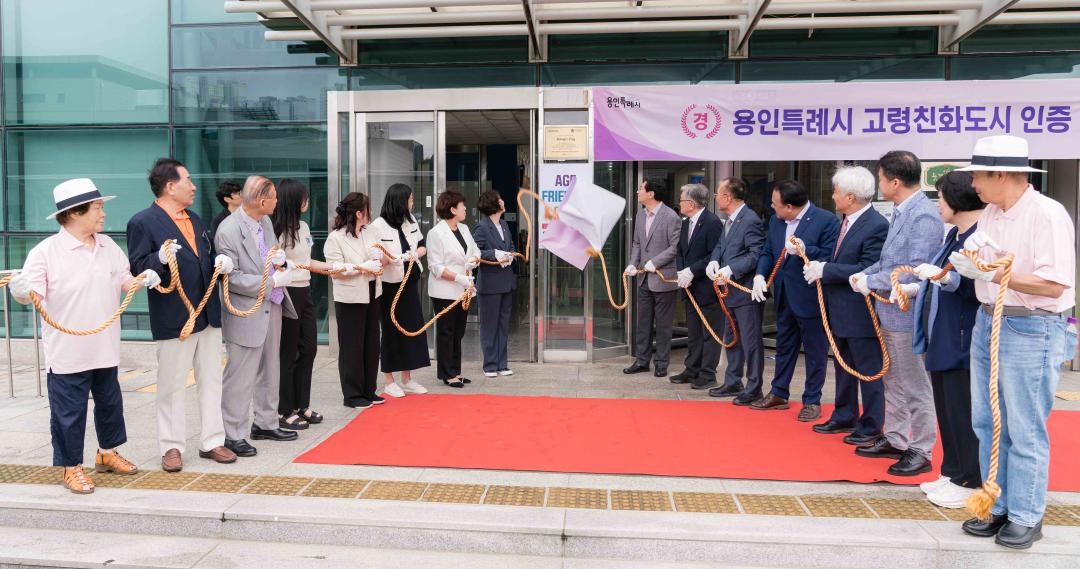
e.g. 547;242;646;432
543;126;589;161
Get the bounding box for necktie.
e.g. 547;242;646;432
687;218;694;242
723;218;732;236
833;216;849;258
255;223;284;305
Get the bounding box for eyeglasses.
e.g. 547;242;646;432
679;198;694;203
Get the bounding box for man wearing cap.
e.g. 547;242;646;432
952;135;1075;549
9;179;160;494
127;158;237;472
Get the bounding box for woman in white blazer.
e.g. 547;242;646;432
427;191;481;387
323;192;386;409
369;184;430;398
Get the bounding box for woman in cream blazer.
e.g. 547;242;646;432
323;192;385;409
426;191;480;387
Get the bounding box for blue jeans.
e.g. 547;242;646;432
970;310;1074;527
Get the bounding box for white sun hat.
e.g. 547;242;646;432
45;178;116;220
955;135;1046;173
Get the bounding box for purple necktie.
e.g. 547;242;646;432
255;223;284;305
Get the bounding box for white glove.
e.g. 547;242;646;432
705;261;721;280
494;250;511;263
8;273;33;300
454;274;474;288
803;260;825;284
158;242;181;264
785;237;805;255
341;263;359;276
750;275;768;303
139;269;162;290
624;264;638;277
214;254;234;274
889;282;920;303
964;230;1001;253
949;251;997;282
849;272;870;296
914;263;952;286
644;260;657;273
359;259;383;274
368;246;384;261
716;265;733;285
499;255;514;268
465;257;480;271
331;261;346;273
676;268;694;289
272;267;293;288
402;250;419;263
270;249;287;266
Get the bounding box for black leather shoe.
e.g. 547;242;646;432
962;514;1009;538
224;438;257;458
855;438;904;459
995;521;1042;549
251;427;299;442
654;365;668;378
812;420;856;435
843;433;881;446
887;450;932;476
669;372;694;384
691;379;719;390
708;383;742;398
623;363;649;374
733;393;761;406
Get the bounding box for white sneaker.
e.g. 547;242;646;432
484;371;498;378
919;475;950;494
401;381;428;394
383;382;406;398
927;481;975;509
498;369;514;376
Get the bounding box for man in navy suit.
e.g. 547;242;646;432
127;158;237;472
749;180;839;422
670;183;725;390
802;166;889;443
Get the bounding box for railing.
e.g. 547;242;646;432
2;270;43;399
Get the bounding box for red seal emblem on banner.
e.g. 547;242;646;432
680;104;723;139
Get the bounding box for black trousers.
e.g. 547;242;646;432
684;298;723;385
279;286;317;414
47;367;127;467
931;369;982;488
433;297;469;380
335;294;381;406
828;336;886;437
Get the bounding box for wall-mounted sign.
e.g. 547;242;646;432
922;161;969;193
543;126;589;161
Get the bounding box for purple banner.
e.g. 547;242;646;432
593;80;1080;161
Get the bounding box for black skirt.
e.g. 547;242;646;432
379;270;431;373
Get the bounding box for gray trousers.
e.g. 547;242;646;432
881;328;937;459
722;302;765;396
633;284;676;368
222;303;282;440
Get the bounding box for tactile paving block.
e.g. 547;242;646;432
91;470;147;489
935;506;975;522
128;471;202;491
611;490;672;511
482;485;545;507
736;494;808;516
0;464;45;484
800;496;875;518
421;483;485;504
183;473;256;493
547;487;608;509
864;498;947;521
673;492;739;514
301;478;369;498
19;466;65;485
1044;505;1080;526
361;481;427;501
241;476;313;496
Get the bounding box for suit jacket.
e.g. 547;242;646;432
426;220;481;300
676;208;724;307
473;215;517;295
756;203;840;320
821;207;889;338
323;225;383;304
369;216;424;284
710;205;765;308
913;224;980;371
628;202;680;293
127;203;221;341
214;208;297;348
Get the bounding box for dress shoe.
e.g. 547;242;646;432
887;450;932;476
995;520;1042;549
812;420;856;435
855;438;903;459
669;372;694;384
623;362;649;374
161;448;183;472
224;438;257;458
251;427;298;442
843;433;881;447
371;395;386;405
691;379;718;390
750;394;790;411
798;404;821;422
962;514;1009;538
654;365;668;378
708;383;742;398
732;393;761;406
199;446;238;464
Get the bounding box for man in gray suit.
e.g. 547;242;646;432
623;181;681;377
706;178;766;405
215;175;298;458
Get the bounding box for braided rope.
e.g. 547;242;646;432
472;187;552;267
388;252;473;337
30;274;150;336
649;269;737;349
586;247;629;310
220;246;278;318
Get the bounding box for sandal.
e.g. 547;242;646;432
299;408;323;424
63;465;95;495
279;413;309;430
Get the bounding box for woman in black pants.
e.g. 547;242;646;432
426;191;480;387
911;170;985;508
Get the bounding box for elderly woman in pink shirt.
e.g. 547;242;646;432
9;179;160;495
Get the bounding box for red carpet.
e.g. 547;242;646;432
296;394;1080;489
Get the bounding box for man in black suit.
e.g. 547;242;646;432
706;178;766;405
802;166;889;444
671;183;725;390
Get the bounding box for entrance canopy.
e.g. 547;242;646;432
224;0;1080;63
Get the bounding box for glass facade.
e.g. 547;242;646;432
0;0;1076;346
